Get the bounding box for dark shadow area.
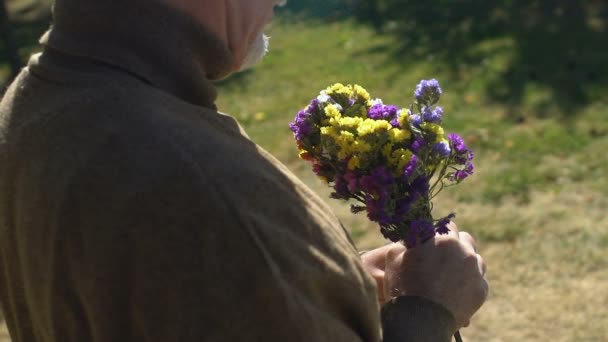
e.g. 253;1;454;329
353;0;608;115
4;0;607;117
276;0;358;21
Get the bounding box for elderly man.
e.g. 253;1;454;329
0;0;488;341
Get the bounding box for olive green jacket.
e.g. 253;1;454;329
0;0;455;341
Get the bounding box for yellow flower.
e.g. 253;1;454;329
382;143;394;159
352;84;371;103
353;140;372;153
337;130;355;145
398;109;411;127
420;122;446;142
337;116;363;129
334;131;355;160
393;149;413;172
254;112;266;121
347;156;361;170
324;104;342;120
320;126;339;138
326;83;353;97
388;128;411;144
382;147;414;175
357;119;392;136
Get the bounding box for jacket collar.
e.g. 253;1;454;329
41;0;236;109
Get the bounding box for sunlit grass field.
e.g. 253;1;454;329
215;18;608;341
2;4;608;342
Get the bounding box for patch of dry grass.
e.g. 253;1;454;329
302;165;608;341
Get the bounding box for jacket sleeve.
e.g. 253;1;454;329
54;133;383;342
381;296;458;342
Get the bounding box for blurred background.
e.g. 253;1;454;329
1;0;607;341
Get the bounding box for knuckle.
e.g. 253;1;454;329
460;231;476;244
477;254;487;273
435;236;460;248
463;251;479;264
463;253;482;273
480;279;490;301
386;245;405;260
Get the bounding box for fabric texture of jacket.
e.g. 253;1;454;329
0;0;455;341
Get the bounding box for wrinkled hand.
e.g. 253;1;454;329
361;243;396;306
361;223;488;328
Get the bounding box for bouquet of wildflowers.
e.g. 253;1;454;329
289;80;474;248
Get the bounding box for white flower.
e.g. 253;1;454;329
369;98;384;106
317;91;331;103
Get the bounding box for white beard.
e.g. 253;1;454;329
238;33;269;72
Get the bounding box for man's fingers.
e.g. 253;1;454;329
385;242;406;260
477;253;487;276
459;231;477;252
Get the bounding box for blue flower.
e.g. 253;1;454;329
414;79;442;105
433;140;451;157
410;114;423;128
423;106;443;123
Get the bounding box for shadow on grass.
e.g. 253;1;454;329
5;0;607;118
354;0;608;116
276;0;359;21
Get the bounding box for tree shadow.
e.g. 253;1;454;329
276;0;358;21
353;0;608;117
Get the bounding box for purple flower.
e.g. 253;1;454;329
402;154;419;179
289;109;312;142
360;166;394;194
344;170;358;193
422;106;443;123
359;166;396;225
448;133;467;154
451;162;475;182
410;176;430;198
371;166;394;185
390;116;401;128
414;79;442;105
433;141;451;157
455;150;474;165
366;194;391;225
331;174;351;199
435;213;456;235
394;197;413;219
448;133;475;165
410;114;423;128
405;220;436;248
306;98;319;113
368;104;400;121
410;136;425;154
312;162;335;180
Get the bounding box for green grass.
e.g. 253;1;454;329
215;18;608;341
2;6;608;342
